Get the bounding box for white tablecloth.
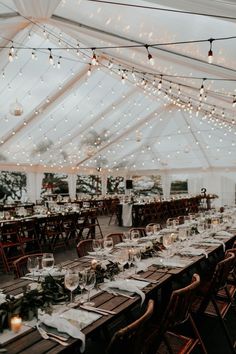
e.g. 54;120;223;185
122;203;132;227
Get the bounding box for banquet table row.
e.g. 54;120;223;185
0;230;235;354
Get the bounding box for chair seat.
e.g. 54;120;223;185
192;296;230;318
156;331;198;354
217;284;235;299
0;241;21;247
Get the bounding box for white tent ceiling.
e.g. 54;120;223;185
0;0;236;176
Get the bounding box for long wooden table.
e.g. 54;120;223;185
1;233;235;353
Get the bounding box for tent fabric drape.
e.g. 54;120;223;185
67;174;77;201
13;0;61;19
161;174;171;200
26;172;44;203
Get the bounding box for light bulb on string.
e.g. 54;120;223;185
108;60;113;69
199;78;205;96
158;75;162;90
145;44;154;65
31;49;36;60
8;50;13;62
87;64;92;76
121;75;125;84
48;49;53;65
91;48;97;65
232;96;236;107
57;56;61;69
76;43;80;56
208;38;214;64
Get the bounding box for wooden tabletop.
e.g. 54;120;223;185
1;233;235;353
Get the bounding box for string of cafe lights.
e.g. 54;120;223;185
1;1;236;136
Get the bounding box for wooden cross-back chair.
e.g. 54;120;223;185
191;251;235;353
13;253;43;278
76;239;93;258
105;233;123;245
107;299;154;354
146;273;207;354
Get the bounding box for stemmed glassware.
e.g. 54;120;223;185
145;225;153;236
116;250;128;277
130;230;140;242
133;248;141;273
42;253;55;273
78;270;87;303
103;239;113;253
92;239;102;256
27;256;39;280
64;269;79;303
84;269;96;306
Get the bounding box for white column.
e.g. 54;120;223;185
101;174;107;196
68;174;77;201
161;174;171;199
203;172;222;208
26;172;44;203
221;176;235;206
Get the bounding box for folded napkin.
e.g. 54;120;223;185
115;241;138;248
25;268;66;278
198;238;225;251
102;279;146;304
178;247;208;258
152;256;191;268
215;230;233;238
39;313;85;352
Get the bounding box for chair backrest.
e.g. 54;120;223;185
107;299;154;354
76;239;93;258
129;227;146;238
106;233;123;245
13;253;43;278
210;251;235;294
160;273;200;331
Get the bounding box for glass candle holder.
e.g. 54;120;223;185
10;315;22;332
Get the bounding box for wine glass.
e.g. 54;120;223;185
123;232;130;243
42;253;55;273
130;230;140;242
133;248;141;273
103;239;113;253
145;225;153;236
78;270;87;303
64;269;79;303
84;269;96;306
116;249;128;277
27;256;39;280
92;239;102;256
153;224;161;234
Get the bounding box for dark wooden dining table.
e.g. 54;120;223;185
1;232;235;354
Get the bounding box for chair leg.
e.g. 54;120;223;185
211;297;235;353
163;333;174;354
189;314;207;354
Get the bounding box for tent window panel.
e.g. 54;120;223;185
0;171;26;202
170;180;187;195
41;173;68;196
107;176;124;194
76;175;101;195
132;175;162;196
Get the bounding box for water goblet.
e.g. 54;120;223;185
130;230;140;242
103;239;113;253
64;269;79;303
42;253;55;273
84;269;96;306
78;270;87;303
92;239;102;256
133;248;141;273
27;256;39;281
145;225;153;236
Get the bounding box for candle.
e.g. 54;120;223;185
10;315;22;332
91;259;98;269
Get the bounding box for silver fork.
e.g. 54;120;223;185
36;323;69;346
